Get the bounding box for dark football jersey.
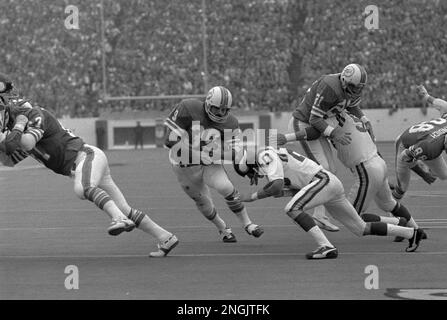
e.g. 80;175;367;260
7;101;84;176
164;99;239;165
293;73;361;123
399;116;447;160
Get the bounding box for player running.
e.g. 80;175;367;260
233;145;426;258
275;63;373;232
164;86;263;242
0;76;178;257
392;85;447;200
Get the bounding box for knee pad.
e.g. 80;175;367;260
192;194;215;219
224;189;245;213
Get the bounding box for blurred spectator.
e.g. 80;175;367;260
0;0;446;116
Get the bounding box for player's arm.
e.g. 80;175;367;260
240;151;285;202
163;103;190;149
269;126;321;146
416;85;447;116
3;114;31;154
308;83;352;145
348;103;375;141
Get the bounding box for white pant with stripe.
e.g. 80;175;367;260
72;144;133;214
347;154;396;214
285;169;366;236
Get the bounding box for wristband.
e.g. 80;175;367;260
251;192;259;201
360;116;369;124
323;126;335;137
13;123;26;132
284;133;299;142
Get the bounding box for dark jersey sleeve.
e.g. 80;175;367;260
309;82;339;132
164;102;192;148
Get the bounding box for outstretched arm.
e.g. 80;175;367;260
416;85;447;116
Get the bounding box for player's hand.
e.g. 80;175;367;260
269;132;287;146
13;114;28;132
330;127;352;145
239;192;255;202
247;171;259;185
421;172;437;184
364;120;375;142
416;85;429;99
400;149;415;163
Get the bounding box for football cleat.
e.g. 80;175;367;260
313;215;340;232
107;217;136;236
393;217;408;242
306;246;338;260
149;234;179;258
220;228;237;243
244;223;264;238
406;229;427;252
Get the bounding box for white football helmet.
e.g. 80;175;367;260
340;63;367;99
205;86;233;123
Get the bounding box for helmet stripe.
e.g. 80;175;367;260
356;64;367;84
219;86;228;108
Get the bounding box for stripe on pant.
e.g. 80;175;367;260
353;163;369;213
81;146;95;189
290;171;329;211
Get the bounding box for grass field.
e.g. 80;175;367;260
1;143;447;300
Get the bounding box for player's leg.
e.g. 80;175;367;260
288;118;339;231
204;164;264;238
172;165;234;241
283;171;337;259
349;157;406;226
203;164;264;238
393;141;414;200
324;172;425;251
99;169;178;256
73;145;135;235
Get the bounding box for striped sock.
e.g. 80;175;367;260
128;208;146;227
128;208;170;241
84;187;111;210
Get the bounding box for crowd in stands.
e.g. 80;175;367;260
1;0;446;117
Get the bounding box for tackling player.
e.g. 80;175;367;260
275;63;373;232
233;145;426;258
273;110;424;241
164;86;263;242
0;75;178;257
392;85;447;200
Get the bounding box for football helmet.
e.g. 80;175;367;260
340;64;367;99
204;86;233;123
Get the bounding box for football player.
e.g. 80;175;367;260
274;64;372;232
392;85;447;200
164;86;263;242
273;110;424;242
0;75;178;257
233;145;426;258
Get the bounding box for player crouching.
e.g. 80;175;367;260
232;145;426;258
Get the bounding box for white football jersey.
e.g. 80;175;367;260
256;147;323;189
329;111;377;168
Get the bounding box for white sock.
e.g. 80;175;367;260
387;224;414;239
379;216;400;225
308;226;334;247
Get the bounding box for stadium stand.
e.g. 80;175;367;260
0;0;446;116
